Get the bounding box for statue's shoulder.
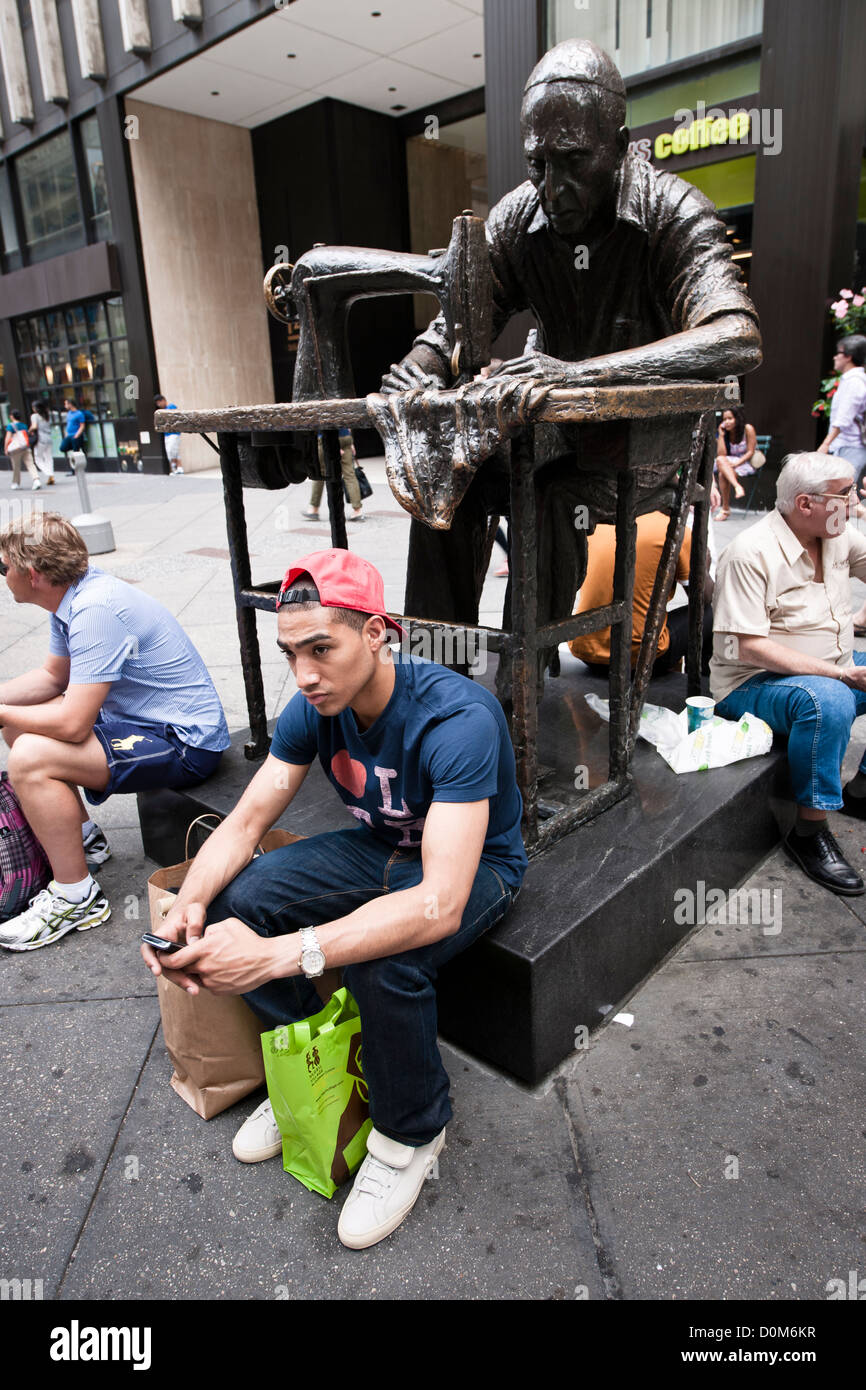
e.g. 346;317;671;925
621;153;719;232
486;181;541;240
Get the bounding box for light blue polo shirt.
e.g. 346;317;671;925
49;567;230;751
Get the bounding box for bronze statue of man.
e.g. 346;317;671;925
382;39;761;654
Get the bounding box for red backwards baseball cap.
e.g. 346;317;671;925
277;549;405;638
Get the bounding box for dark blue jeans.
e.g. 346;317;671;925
206;827;517;1146
716;651;866;809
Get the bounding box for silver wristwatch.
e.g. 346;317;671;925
299;925;326;979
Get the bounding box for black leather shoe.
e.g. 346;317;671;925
840;786;866;820
784;826;866;895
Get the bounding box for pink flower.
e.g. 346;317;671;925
834;302;849;318
840;289;854;299
853;295;864;306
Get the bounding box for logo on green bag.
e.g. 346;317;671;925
306;1045;322;1080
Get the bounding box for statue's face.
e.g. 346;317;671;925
521;83;627;240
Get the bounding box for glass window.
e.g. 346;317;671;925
12;296;133;461
549;0;763;76
0;163;22;271
14;319;35;356
64;306;88;344
16;131;84;263
106;297;126;339
79;115;113;241
86;301;109;340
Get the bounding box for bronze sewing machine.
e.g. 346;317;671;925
263;212;493;400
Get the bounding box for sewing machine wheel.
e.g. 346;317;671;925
263;263;296;324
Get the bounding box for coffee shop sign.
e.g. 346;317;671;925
629;111;751;163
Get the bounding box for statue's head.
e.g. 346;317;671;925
521;40;629;241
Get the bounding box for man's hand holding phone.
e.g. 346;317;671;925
140;900;207;993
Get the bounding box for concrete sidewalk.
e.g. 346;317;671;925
1;471;864;1303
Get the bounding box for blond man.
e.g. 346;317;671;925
0;513;228;950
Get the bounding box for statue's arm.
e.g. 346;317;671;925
488;311;762;386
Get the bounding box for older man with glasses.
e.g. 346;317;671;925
710;452;866;895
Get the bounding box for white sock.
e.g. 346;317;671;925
81;820;97;839
52;875;94;903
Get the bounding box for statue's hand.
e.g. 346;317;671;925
485;350;577;383
380;359;445;395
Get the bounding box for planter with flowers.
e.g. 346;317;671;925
812;287;866;420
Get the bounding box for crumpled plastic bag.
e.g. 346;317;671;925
585;694;773;774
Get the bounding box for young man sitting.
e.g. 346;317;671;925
0;512;230;950
142;549;527;1249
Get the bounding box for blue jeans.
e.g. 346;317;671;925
205;827;517;1146
716;651;866;808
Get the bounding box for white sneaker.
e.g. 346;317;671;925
232;1097;282;1163
0;881;110;952
32;479;41;490
337;1126;446;1249
10;483;20;490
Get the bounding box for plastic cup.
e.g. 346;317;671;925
686;696;716;733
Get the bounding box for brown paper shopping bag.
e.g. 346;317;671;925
147;816;302;1120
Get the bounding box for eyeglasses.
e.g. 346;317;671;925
808;486;856;501
0;561;8;577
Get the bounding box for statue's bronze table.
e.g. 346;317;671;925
157;380;726;853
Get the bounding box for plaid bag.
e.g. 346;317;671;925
0;773;51;923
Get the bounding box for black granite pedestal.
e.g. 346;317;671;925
137;651;789;1084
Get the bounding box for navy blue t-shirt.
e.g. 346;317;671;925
270;654;528;889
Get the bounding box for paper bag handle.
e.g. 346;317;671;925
184;813;223;862
183;813;289;865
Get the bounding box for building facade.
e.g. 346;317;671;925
1;0;865;476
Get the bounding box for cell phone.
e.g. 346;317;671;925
141;932;183;955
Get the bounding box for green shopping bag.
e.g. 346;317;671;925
261;987;371;1198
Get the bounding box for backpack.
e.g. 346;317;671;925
0;773;51;923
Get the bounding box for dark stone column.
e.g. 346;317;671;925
747;0;866;452
483;0;545;359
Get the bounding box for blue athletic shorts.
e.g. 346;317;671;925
84;716;223;806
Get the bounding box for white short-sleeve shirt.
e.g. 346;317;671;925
709;508;866;701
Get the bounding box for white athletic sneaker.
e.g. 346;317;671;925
82;823;111;866
31;479;41;490
0;881;111;951
232;1097;283;1163
337;1126;446;1249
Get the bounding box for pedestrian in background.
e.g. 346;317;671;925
59;398;90;475
818;333;866;489
4;410;41;490
154;394;183;474
303;427;364;522
715;406;764;520
29;400;54;485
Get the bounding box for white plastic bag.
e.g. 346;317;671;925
585;694;773;774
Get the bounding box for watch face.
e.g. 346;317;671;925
303;948;326;975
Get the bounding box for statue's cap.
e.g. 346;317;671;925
523;40;626;101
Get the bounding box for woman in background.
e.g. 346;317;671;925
715;406;763;520
4;410;40;490
29;400;54;484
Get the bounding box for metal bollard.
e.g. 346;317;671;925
69;451;116;555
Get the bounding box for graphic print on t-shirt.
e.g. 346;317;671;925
335;758;427;848
330;749;367;799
